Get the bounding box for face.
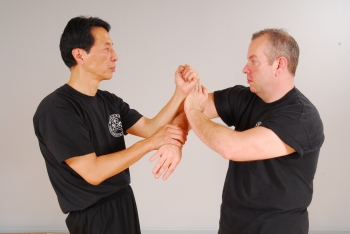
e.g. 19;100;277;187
83;27;118;81
242;35;276;95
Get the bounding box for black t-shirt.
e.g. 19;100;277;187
33;84;142;214
214;85;324;234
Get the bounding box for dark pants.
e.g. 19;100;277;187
66;185;141;234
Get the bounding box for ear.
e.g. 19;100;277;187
72;48;86;65
275;56;288;77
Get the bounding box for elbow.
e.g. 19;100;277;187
221;151;233;161
84;175;103;186
218;148;234;160
87;180;101;186
219;148;244;162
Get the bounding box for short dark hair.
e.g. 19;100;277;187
252;28;299;76
59;16;111;68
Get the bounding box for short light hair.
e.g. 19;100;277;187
252;28;299;76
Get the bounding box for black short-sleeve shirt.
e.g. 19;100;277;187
214;85;324;234
33;84;142;214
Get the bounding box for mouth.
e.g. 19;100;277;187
111;66;116;72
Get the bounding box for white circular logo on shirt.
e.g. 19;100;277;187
108;114;123;137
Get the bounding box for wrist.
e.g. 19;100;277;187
142;137;156;152
174;87;187;101
185;107;203;115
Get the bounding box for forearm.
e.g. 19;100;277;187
172;103;191;131
147;90;186;134
186;109;236;159
149;108;190;180
69;123;185;185
69;138;154;185
98;139;154;182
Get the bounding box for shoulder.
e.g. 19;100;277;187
294;88;324;146
213;85;258;111
214;85;256;104
34;86;66;120
33;85;85;126
263;88;324;153
214;85;249;97
96;89;124;104
282;88;322;122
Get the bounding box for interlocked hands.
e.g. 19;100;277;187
175;64;200;97
150;65;206;180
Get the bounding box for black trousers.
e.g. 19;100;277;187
66;185;141;234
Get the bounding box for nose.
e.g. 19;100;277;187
242;64;250;74
111;48;118;62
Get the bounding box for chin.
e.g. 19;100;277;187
103;75;113;80
249;86;257;93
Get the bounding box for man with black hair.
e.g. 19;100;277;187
33;16;198;234
155;28;325;234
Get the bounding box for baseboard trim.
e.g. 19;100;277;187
0;229;349;234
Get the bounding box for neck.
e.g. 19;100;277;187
67;67;101;96
259;78;294;103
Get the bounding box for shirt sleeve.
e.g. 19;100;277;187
214;85;251;127
36;107;95;163
262;114;305;156
116;97;142;135
260;104;321;157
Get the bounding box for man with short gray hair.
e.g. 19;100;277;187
158;28;325;233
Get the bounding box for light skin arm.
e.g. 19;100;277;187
149;84;220;180
65;124;185;185
149;67;202;180
65;65;198;185
149;109;189;180
127;65;198;138
184;83;295;162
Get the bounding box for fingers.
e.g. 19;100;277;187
149;150;161;162
198;80;202;93
150;145;182;180
181;65;199;83
169;139;183;148
155;156;180;180
155;159;169;179
196;79;201;92
152;155;180;180
152;155;166;175
151;125;185;149
162;161;179;180
163;125;186;144
202;84;208;95
192;80;204;94
176;65;185;73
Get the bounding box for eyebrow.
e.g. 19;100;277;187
248;55;257;60
105;42;113;46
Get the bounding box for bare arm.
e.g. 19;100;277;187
65;124;185;185
65;66;199;185
127;65;199;138
149;110;189;180
184;84;295;161
149;89;220;180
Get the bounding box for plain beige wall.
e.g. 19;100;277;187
0;0;349;232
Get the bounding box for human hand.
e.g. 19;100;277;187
175;64;200;97
149;144;182;180
184;80;208;113
149;124;186;150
